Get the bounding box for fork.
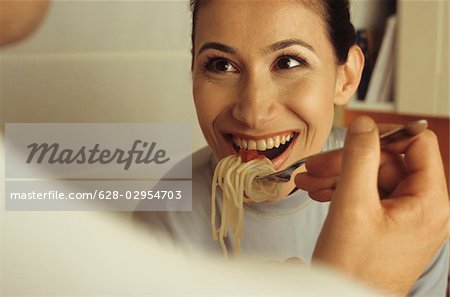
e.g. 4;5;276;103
255;119;428;183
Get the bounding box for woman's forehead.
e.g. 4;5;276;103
194;0;329;52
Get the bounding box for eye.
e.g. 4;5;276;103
204;57;239;73
273;55;308;70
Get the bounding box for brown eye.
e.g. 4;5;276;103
274;56;307;70
205;58;239;73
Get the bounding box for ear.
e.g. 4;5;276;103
333;45;365;105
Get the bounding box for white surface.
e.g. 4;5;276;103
0;208;383;296
0;1;192;54
365;16;396;104
0;0;206;150
396;0;449;117
350;0;392;30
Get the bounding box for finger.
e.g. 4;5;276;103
309;189;334;202
378;151;409;194
304;150;343;178
304;123;409;179
376;126;436;161
403;130;444;174
295;172;337;193
301;146;409;197
391;130;447;202
333;116;381;208
299;151;408;198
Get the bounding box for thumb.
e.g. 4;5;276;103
333;116;380;208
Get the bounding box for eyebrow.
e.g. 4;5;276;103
268;39;315;53
197;42;237;56
196;38;316;57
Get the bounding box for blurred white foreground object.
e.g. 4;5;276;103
1;210;384;296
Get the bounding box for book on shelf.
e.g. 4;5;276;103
364;15;397;104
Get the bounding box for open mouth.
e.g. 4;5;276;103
224;131;299;169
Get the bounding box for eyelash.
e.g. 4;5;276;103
201;52;310;73
274;52;310;70
202;54;236;73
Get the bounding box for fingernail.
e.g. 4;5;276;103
349;116;375;134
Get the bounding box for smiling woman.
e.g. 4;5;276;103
191;0;363;201
138;1;449;296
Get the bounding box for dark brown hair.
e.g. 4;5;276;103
189;0;356;64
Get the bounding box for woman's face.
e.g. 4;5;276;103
192;0;348;198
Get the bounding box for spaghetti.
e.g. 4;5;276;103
211;154;282;257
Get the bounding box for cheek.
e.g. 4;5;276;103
281;74;336;153
193;83;213;127
283;76;336;124
193;80;230;143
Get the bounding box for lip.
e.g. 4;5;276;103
223;131;299;170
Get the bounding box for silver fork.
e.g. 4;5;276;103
255;119;428;183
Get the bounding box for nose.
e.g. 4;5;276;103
231;74;277;129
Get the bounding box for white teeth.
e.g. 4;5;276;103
274;136;281;148
256;139;266;151
247;140;256;150
232;133;294;151
242;139;248;149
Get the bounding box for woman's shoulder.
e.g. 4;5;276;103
192;146;213;169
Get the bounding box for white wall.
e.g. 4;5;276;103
350;0;393;30
0;0;206;149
